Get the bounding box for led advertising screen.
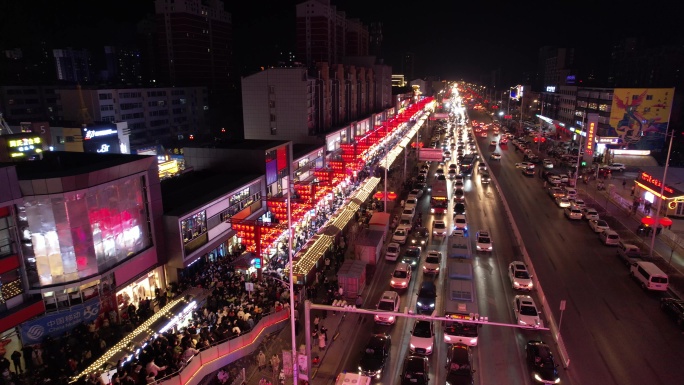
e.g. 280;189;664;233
608;88;674;150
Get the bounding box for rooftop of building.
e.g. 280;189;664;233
293;143;324;160
193;139;290;152
161;169;262;216
3;151;153;179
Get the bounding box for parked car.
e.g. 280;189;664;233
603;162;626;171
660;297;684;330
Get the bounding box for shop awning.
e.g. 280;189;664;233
288;177;380;277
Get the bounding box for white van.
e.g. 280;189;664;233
630;261;669;291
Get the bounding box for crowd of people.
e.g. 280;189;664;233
7;125;405;385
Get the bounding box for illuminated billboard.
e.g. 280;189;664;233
83;123;121;154
608;88;674;150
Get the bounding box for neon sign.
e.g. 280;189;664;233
8;137;41;149
585;121;595;155
640;172;674;194
84;128;117;140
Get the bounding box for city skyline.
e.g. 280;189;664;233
3;0;683;86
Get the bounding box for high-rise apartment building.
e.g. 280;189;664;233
53;48;93;84
153;0;232;89
296;0;372;68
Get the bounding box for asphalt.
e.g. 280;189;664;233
208;133;684;385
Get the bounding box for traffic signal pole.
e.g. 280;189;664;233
303;299;549;381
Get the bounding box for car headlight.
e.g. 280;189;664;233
470;338;477;345
391;280;396;285
518;319;527;325
426;345;433;353
430;208;435;213
430;303;435;308
513;281;521;287
528;283;534;288
401;282;407;286
444;335;451;342
410;343;416;349
359;366;363;372
554;378;560;383
388;316;394;322
417;301;423;306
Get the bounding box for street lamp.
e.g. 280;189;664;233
649;128;676;258
286;177;299;383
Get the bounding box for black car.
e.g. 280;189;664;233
358;333;391;379
416;281;437;314
445;344;475;385
525;340;560;384
401;355;429;385
660;298;684;329
411;227;429;247
453;202;466;215
522;168;535;177
400;246;422;269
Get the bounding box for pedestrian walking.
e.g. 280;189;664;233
257;351;267;371
10;351;21;374
313;315;320;331
630;185;635;196
270;354;280;376
318;332;326;351
320;325;328;342
622;179;627;189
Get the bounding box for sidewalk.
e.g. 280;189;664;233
561;171;684;299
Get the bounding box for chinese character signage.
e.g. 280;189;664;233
19;298;101;343
585;113;598;156
82;123;120;154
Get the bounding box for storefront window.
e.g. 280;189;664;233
19;175;152;287
0;269;22;303
181;211;207;244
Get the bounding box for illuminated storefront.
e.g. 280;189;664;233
634;168;684;218
115;266;163;313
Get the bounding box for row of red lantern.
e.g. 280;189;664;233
234;224;255;232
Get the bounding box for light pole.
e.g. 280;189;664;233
286;178;299;383
573;112;587;188
649;128;676;258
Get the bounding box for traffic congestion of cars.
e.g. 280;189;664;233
342;84;682;385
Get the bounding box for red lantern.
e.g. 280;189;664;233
659;217;673;227
641;216;656;227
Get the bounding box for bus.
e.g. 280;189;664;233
429;179;449;214
443;259;479;346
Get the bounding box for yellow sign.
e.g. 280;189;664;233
609;88;674;146
8;136;41;148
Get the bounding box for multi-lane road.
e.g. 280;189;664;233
320;107;684;385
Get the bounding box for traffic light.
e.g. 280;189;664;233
581;161;587;167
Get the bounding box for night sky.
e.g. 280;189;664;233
2;0;683;84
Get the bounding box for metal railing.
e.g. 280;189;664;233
156;310;290;385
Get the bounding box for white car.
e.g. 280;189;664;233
409;320;435;355
475;230;493;252
409;188;424;199
433;220;448;237
385;242;401;261
555;196;571;208
404;197;418;210
582;207;600;221
564;206;583;220
513;295;542;328
423;251;442;275
599;229;620;246
588;219;610;233
490;152;501;161
390;263;412;289
509;261;534;291
570;198;586;209
392;228;409;244
515;162;535;169
603;162;626;171
547;175;562;186
543;159;554;169
453;214;468;233
402;207;416;220
374;291;400;325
